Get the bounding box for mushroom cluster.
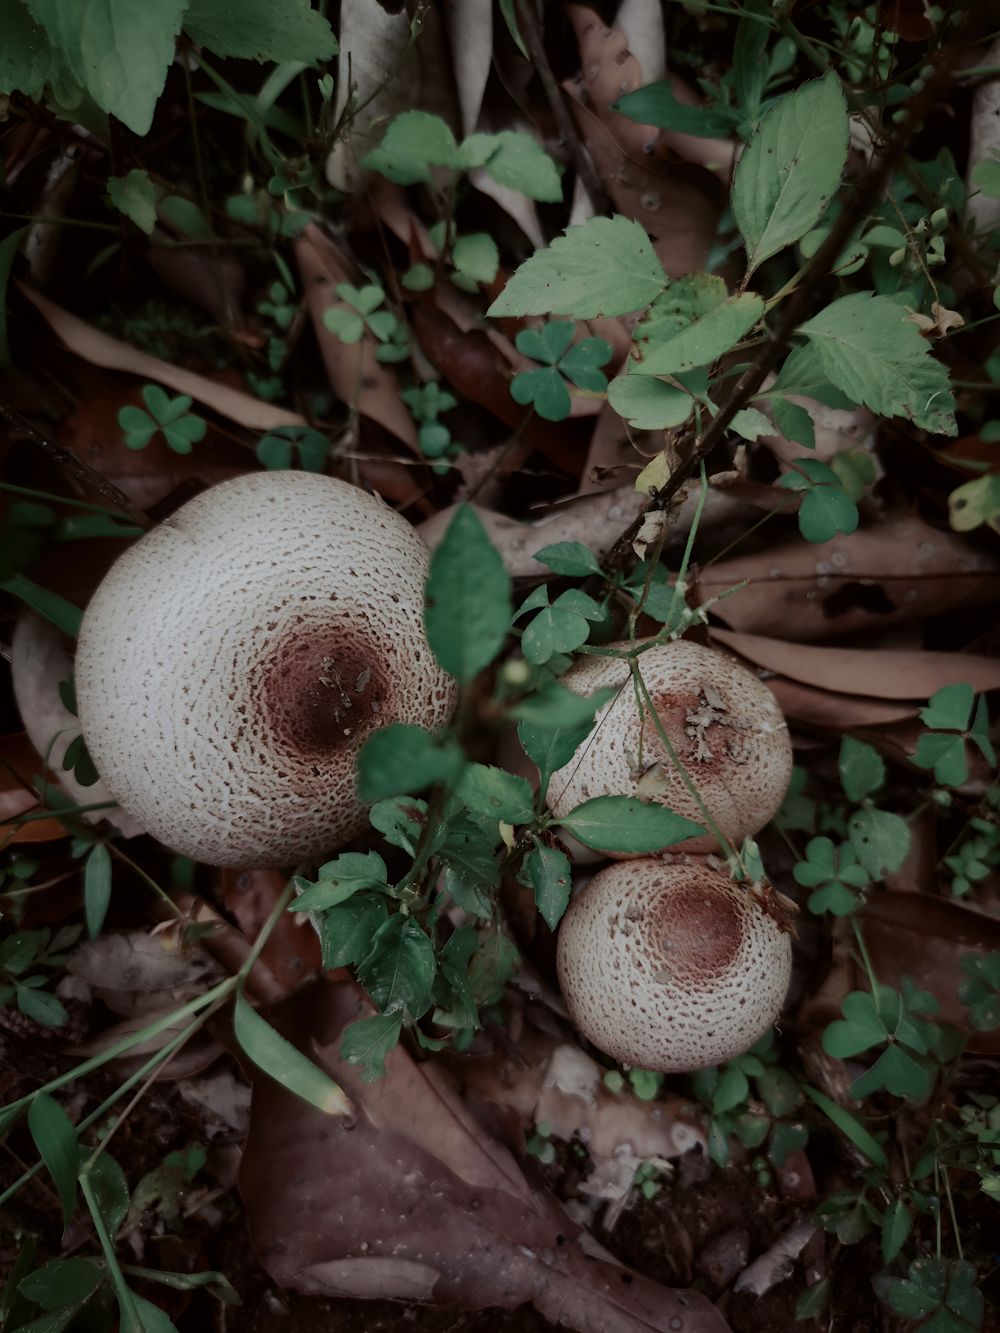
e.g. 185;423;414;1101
74;472;457;867
556;858;793;1071
546;639;792;856
549;640;795;1072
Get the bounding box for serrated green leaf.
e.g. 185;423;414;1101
183;0;338;61
487;215;666;320
316;893;388;969
518;717;598;800
559;795;704;853
356;724;465;803
631;274;763;376
358;914;436;1019
292;851;387;914
798;292;956;436
770;341;856;410
425;504;511;682
107;169;156;234
527;844;571;930
730;407;772;441
234;996;352;1114
454;765;534;824
469;129;563;202
339;1012;402;1082
0;3;70;103
437;813;500;918
370;795;427;855
468;931;519;1004
732;71;849;275
769;396;816;449
16;984;68;1028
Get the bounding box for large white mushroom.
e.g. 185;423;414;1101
546;639;792;856
74;472;457;867
556;858;793;1071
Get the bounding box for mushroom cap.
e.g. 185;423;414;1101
556;858;792;1072
546;639;792;856
75;472;457;867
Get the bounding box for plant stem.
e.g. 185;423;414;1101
79;1169;145;1333
850;912;881;1017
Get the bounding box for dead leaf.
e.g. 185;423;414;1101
905;300;965;339
443;0;492;136
699;513;1000;641
733;1218;817;1296
220;867;322;993
17;283;305;430
861;892;1000;1054
762;676;919;729
144;239;246;331
295;226;418;450
614;0;666;86
67;929;224;1018
239;975;730;1331
712;629;1000;699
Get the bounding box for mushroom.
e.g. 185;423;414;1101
74;472;457;867
556;858;793;1071
545;640;792;856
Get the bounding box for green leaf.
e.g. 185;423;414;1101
107;169;156;234
769;341;855;410
487;215;667;320
468;931;519;1004
713;1065;749;1114
132;1291;180;1332
84;843;112;941
612;81;738;138
757;1067;800;1119
119;1265;239;1304
848;807;910;879
969;694;995;766
851;1043;930;1100
358;914;436;1019
233;995;352;1114
340;1012;403;1081
87;1151;129;1238
322;307;365;343
798;484;859;543
360;111;459;183
424;504;511;683
559;795;704;853
830;448;876;499
607;374;696;430
16;983;67;1028
316;893;388;969
974;158;1000;200
889;1258;958;1324
533;541;602;578
732;71;849;276
158;194;212;241
795;1276;831;1322
730;407;773;442
183;0;337;61
522;604;591;663
453;232;499;285
511;366;571;421
437;815;499;918
803;1086;889;1170
822;991;887;1057
510;682;617;731
630;274;763;377
292;852;387;914
920;683;973;733
527;844;571;930
808;880;857;915
913;733;968;787
356;724;464;803
337;283;385;317
454;765;534;824
839;736;885;802
369;796;427;855
949;472;1000;532
469;129;563;203
19;1258;104;1310
882;1198;913;1265
797;292;956;437
516;322;576;366
27;0;186;136
518;717;597;800
770;396;816;449
0;2;70;103
402;263;435;291
28;1092;79;1231
559;338;612;391
707;1118;730;1167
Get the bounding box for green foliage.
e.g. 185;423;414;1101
912;685;994;787
794;836;867;915
234;995;350;1113
957;952;1000;1031
778;458;859;542
822;985;936;1100
0;925;77;1029
487;215;667;320
84;843;112;941
425;504;511;683
558;795;703;854
886;1258;983;1332
107;169;157;234
732;71;849;277
323;284;408;362
182;0;338;62
28;1091;79;1230
117;386;207;455
510;322;611;421
340;1012;404;1082
629;273;762;377
527;844;571;930
256;426;329;473
514;585;605;665
607;370;706;430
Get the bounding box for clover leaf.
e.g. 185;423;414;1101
257;426;329;473
822;985;932;1100
510;322;612;421
513;585;604;665
957;951;1000;1031
258;280;298;329
794;835;868;915
400;382;464;473
912;683;994;788
887;1257;983;1332
779;457;860;542
323;284;409;362
944;818;1000;896
118;385;207;455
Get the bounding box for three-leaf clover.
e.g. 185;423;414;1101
911;683;994;788
323;284;409;362
887;1257;983;1333
256;426;329;473
838;737;911;880
400;381;464;474
513;584;605;665
779;458;860;543
258;280;298;329
822;983;935;1100
118;385;207;455
794;835;868;914
511;322;612;422
944;817;1000;896
957;951;1000;1031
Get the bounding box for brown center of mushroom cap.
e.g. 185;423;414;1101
649;688;752;774
258;628;389;759
648;880;743;981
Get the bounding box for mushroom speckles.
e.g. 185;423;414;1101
546;640;792;856
556;859;792;1072
74;472;457;867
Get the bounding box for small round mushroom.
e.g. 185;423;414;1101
546;639;792;856
556;858;792;1071
74;472;457;867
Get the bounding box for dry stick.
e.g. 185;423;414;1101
0;398;151;530
513;0;610;215
599;56;970;577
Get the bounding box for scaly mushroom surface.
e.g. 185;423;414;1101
546;640;792;855
74;472;456;866
556;858;793;1071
